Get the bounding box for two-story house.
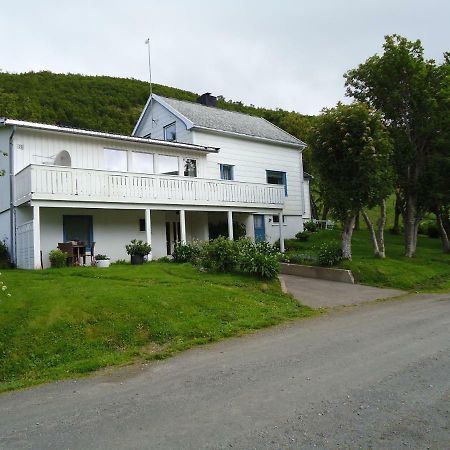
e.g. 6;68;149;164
0;93;310;269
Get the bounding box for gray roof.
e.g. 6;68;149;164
157;96;305;147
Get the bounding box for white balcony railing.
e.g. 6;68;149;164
15;164;285;209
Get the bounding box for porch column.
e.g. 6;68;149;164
227;210;234;240
180;209;187;244
278;212;285;253
33;205;41;269
145;209;152;261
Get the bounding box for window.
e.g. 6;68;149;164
220;164;234;180
164;122;176;141
158;154;179;175
266;170;287;196
132;152;154;173
104;148;127;172
184;159;197;177
139;219;146;232
272;215;286;224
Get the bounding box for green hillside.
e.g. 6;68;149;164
0;71;314;145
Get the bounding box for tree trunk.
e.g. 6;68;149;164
321;205;329;221
354;213;360;231
311;197;319;220
376;199;387;258
361;209;380;257
436;212;450;253
392;192;402;235
403;193;419;257
341;215;356;260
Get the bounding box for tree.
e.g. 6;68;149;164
345;35;449;257
311;103;393;260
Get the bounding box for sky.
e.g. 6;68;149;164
1;0;449;115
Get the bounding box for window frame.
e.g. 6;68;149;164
220;164;234;181
157;154;180;176
183;158;198;177
163;122;177;142
266;170;288;196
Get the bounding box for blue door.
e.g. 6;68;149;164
254;215;266;242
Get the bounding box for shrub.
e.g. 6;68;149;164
237;239;280;279
317;241;342;267
172;241;201;263
295;231;309;242
304;221;318;233
95;254;110;260
49;249;68;268
0;240;10;269
285;253;318;265
200;236;238;272
125;239;152;256
427;223;439;239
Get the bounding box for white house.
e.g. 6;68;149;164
0;93;310;269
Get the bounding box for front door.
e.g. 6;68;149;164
63;215;93;246
254;215;266;242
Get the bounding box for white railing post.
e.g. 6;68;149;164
227;210;234;240
278;212;285;253
145;209;152;261
180;209;186;244
33;205;41;269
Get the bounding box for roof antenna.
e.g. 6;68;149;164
145;37;157;125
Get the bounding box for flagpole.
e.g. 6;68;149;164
145;37;152;98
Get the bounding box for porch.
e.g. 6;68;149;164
15;205;285;269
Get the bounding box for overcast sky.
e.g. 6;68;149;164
2;0;449;114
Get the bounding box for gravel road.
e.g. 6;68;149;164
0;293;449;449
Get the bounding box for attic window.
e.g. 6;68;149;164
164;122;176;141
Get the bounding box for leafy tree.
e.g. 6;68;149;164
311;102;393;259
345;35;449;257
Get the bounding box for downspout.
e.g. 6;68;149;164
9;126;16;266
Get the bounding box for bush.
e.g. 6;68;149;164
427;223;439;239
295;231;309;242
172;241;201;263
125;239;152;256
200;236;238;272
284;253;318;265
304;221;318;233
317;241;342;267
0;240;10;269
49;249;68;268
95;254;110;260
236;239;280;279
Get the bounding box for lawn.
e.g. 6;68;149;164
285;229;450;292
0;263;314;393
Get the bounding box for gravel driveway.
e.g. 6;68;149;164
0;293;449;449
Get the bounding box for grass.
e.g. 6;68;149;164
0;263;315;393
285;230;450;292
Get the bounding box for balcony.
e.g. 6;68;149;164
15;164;285;209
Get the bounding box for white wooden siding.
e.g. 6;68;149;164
13;128;205;176
134;101;192;143
16;220;34;269
0;128;11;212
192;130;304;216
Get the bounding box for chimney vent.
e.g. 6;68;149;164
197;92;217;107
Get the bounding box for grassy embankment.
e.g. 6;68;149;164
0;263;315;393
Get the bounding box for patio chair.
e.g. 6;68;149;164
84;242;96;265
57;243;75;266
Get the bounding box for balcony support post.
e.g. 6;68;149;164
227;210;234;240
33;205;41;269
145;208;152;261
278;212;285;253
180;209;187;244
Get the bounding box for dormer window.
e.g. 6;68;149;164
164;122;176;141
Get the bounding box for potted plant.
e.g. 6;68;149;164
95;254;111;268
125;239;151;265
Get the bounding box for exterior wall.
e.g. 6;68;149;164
133;101;193;143
12;128;206;177
192;130;304;218
0;128;11;213
37;207;209;268
0;210;10;247
265;214;303;244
